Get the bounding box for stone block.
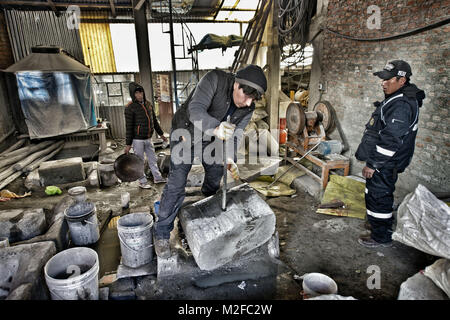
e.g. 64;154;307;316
179;184;276;271
0;208;47;243
291;175;322;199
38;157;85;186
14;217;69;252
0;241;56;300
24;169;41;191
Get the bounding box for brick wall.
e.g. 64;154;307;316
0;10;14;69
312;0;449;196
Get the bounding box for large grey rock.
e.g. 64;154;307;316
179;184;276;271
292;174;322;199
0;208;47;243
0;241;56;300
14;217;69;252
38;157;85;186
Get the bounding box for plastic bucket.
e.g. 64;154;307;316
302;273;338;298
117;213;154;268
64;202;100;246
44;247;99;300
68;186;87;203
0;237;9;248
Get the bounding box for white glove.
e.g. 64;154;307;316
214;121;236;141
227;158;239;180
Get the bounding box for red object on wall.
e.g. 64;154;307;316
279;118;287;130
279;129;287;144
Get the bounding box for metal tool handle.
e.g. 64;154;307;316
222;115;231;211
266;140;322;189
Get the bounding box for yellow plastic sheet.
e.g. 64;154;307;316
249;180;296;197
249;163;311;197
316;175;366;219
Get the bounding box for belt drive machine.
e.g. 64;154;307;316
284;100;350;189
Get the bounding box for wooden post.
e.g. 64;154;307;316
266;0;280;135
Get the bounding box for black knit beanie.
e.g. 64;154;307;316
235;65;267;95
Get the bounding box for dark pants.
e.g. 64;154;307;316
365;168;398;243
153;138;224;240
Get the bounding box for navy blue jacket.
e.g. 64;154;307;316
355;83;425;172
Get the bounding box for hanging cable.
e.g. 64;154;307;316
322;17;450;42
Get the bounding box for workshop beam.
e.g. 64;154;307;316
132;0;155;107
266;0;280;134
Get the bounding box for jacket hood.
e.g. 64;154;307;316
379;82;426;108
129;82;146;103
401;83;426;107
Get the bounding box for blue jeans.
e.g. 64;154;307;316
132;138;163;183
153;138;224;240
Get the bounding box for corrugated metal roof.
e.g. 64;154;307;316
79;21;117;73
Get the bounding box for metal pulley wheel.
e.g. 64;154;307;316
286;102;306;135
313;100;336;133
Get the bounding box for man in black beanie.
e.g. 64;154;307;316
153;64;267;258
355;60;425;248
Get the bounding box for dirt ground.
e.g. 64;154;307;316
0;141;439;301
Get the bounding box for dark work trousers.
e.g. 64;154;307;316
365;168;398;243
153;137;225;240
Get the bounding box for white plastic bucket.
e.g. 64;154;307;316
117;213;154;268
44;247;99;300
68;186;87;203
64;202;100;246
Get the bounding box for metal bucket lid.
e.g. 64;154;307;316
114;153;144;182
64;201;96;222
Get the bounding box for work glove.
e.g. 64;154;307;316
214;121;236;141
227;158;239;180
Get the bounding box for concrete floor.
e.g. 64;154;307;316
0;141;440;300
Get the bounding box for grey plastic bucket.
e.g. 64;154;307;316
68;186;87;203
44;247;99;300
117;213;154;268
64;201;100;246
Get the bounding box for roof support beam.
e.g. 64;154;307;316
109;0;117;17
47;0;57;12
0;1;131;9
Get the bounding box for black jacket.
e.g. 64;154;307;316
355;83;425;172
171;69;255;159
125;82;164;146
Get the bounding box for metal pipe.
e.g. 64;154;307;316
265;140;322;189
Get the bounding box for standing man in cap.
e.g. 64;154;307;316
153;65;267;258
124;82;168;188
355;60;425;248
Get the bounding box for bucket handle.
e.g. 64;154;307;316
118;232;154;252
83;220;98;226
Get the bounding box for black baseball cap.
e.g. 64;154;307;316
235;65;267;95
373;60;412;80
